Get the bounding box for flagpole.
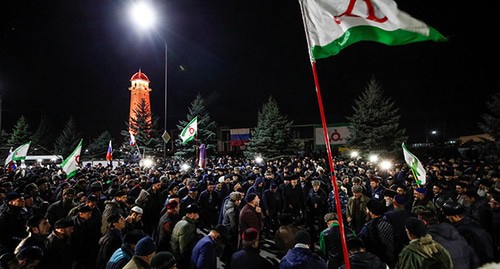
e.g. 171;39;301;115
195;133;199;168
298;1;350;268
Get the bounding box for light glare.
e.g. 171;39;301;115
130;2;156;30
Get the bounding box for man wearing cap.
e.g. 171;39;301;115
123;236;157;269
346;185;370;233
190;224;227;269
171;203;201;269
319;212;355;269
0;192;28;255
339;237;387;269
150;251;177;269
230;228;274;269
197;181;221;228
179;186;198;216
154;200;180;252
383;194;412;255
411;186;437;216
101;190;129;234
359;199;396;268
45;187;77;227
238;193;264;248
70;205;97;268
97;214;127;269
220;192;242;265
143;178;164;235
282;174;304;222
123;206;144;234
395;217;452;269
442;201;494;265
44;217;74;269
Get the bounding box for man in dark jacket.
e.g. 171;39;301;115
197;181;221;228
340;237;387;269
319;213;355;269
71;205;97;269
238;193;264;248
0;192;28;255
189;224;226;269
100;191;128;235
14;215;51;256
106;230;145;269
96;214;126;269
230;228;274;269
44;217;75;269
280;230;327;269
45;187;76;227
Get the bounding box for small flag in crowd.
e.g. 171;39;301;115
402;143;426;186
4;141;31;167
129;132;136;147
180;116;198;144
61;139;83;179
299;0;446;60
106;140;113;164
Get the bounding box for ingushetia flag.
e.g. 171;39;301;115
402;143;426;186
299;0;447;60
180;116;198;144
4;141;31;166
61;139;83;179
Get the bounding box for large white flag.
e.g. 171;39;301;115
60;139;83;179
4;141;31;166
299;0;446;60
180;117;198;144
402;143;426;186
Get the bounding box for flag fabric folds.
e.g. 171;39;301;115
180;117;198;144
230;128;251;146
4;141;31;166
106;140;113;163
198;144;206;169
299;0;447;60
129;132;136;147
402;143;426;186
61;139;83;179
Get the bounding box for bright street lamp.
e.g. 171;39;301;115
129;1;169;161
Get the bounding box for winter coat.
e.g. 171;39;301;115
453;216;494;265
44;231;73;269
359;216;396;268
395;234;453;269
170;216;199;263
97;228;124;269
45;199;75;226
101;199;128;234
319;222;355;269
339;251;388;269
279;245;327;269
0;205;28;255
123;255;151;269
189;235;217;269
239;203;264;234
71;215;99;269
222;199;240;243
427;222;479;269
246;177;268;211
153;211;180;252
230;246;274;269
106;243;134;269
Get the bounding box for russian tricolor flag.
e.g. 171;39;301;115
230;128;251;146
106;140;113;161
129;132;136;147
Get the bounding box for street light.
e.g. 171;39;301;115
129;1;169;161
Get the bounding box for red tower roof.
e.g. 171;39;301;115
130;69;150;82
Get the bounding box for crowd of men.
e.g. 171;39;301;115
0;155;499;269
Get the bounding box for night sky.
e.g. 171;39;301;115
0;0;498;144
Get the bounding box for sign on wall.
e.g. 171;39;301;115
315;125;350;145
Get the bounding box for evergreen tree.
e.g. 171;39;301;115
84;131;113;160
244;96;297;160
0;130;10;146
175;93;217;160
346;78;408;156
478;91;500;161
121;98;162;161
54;117;81;158
7;116;32;146
31;115;56;153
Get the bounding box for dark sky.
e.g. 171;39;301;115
0;0;498;144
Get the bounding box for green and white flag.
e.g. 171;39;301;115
402;143;426;186
60;139;83;179
299;0;447;60
4;141;31;166
180;117;198;144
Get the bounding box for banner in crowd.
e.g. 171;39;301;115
314;125;350;145
230;128;251;146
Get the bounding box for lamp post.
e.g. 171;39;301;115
129;2;169;161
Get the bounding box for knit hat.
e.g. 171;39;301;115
405;217;427;238
245;193;257;203
394;194;407;205
242;228;259;242
415;187;428;195
229;192;242;201
131;206;144;214
151;251;176;269
366;199;385;215
135;236;156;256
87;194;98;202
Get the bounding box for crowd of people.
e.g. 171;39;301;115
0;154;499;269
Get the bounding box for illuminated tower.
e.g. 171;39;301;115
129;69;152;134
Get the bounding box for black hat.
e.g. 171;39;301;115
294;230;311;245
124;230;146;245
185;203;200;214
405;217;427;238
383;188;397;198
78;205;93;213
346;237;365;250
366;199;386;216
17;246;43;261
5;192;22;202
442;201;466;216
151;251;176;269
54;218;74;228
245;193;257;203
213;224;227;237
394;194;407;205
26;215;45;228
87;194;98;202
107;213;122;224
134;236;157;256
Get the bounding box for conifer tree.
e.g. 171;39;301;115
31;115;56;152
84;131;113;160
346;78;407;156
7;116;32;147
244;96;297;160
478;92;500;161
175;94;217;160
54;117;81;158
121;98;162;161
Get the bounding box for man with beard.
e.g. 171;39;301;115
45;188;76;227
15;215;51;256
